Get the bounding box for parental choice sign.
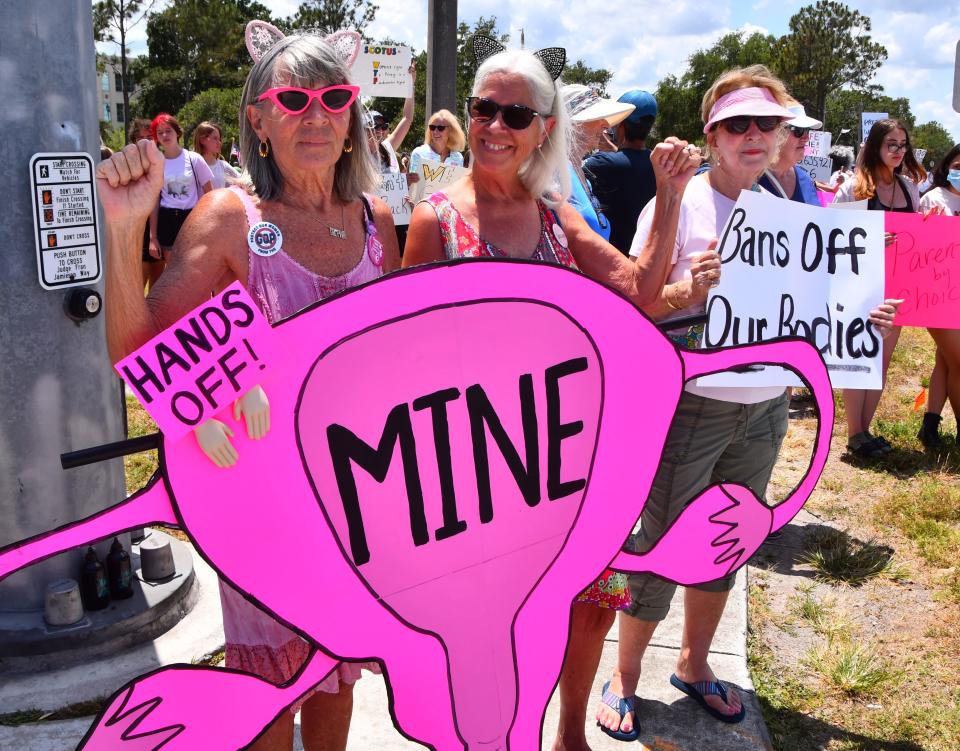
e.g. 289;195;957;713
701;190;885;389
885;212;960;328
115;283;277;441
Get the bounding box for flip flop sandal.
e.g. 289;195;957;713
597;680;640;742
670;674;746;724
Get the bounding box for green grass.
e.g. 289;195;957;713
875;478;960;571
805;639;898;698
799;528;895;586
124;395;158;492
0;697;109;726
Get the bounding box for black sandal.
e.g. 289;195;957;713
847;432;885;459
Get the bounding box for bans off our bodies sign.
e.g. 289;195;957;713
701;190;885;389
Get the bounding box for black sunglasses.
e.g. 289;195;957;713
372;121;389;131
466;97;540;130
717;115;781;135
788;125;811;138
428;124;448;132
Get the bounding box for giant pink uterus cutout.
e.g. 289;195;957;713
0;260;834;751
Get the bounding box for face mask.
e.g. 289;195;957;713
947;169;960;190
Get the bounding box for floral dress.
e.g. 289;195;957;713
424;191;630;610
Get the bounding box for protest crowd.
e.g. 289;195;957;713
92;15;958;751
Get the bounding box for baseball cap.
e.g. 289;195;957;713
617;90;657;122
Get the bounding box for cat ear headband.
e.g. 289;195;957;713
245;20;362;67
472;35;566;81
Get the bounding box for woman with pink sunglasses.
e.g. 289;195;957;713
96;27;398;751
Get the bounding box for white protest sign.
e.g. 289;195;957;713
352;44;412;98
700;190;885;389
861;112;887;141
914;148;927;164
805;130;831;157
373;172;412;226
798;154;833;183
409;159;470;202
30;152;101;290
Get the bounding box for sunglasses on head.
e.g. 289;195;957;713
257;85;360;115
466;97;540;130
716;115;781;135
428;123;448;132
788;125;811;138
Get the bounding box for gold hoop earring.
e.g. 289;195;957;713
343;136;353;153
258;140;270;158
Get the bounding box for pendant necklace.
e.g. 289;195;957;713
320;203;347;239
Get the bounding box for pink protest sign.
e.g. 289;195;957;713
885;212;960;328
818;189;836;207
0;260;834;751
114;282;276;441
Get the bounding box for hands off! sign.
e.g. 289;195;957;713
115;284;276;441
703;191;885;389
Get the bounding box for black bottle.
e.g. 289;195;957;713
80;546;110;611
106;538;133;600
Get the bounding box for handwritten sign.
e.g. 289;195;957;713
805;130;831;157
861;112;888;141
352;44;412;98
885;212;960;328
373;172;411;225
409;159;470;202
798;154;833;183
701;190;885;389
115;283;276;440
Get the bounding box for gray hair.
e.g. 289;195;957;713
238;33;379;202
471;50;572;206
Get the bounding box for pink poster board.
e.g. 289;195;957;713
0;260;834;750
885;212;960;328
817;189;836;207
114;283;277;441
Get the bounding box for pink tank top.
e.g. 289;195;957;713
425;191;578;269
229;185;385;323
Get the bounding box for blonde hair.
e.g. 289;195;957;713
424;109;466;152
192;121;222;158
701;65;791;165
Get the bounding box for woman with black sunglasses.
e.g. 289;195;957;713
403;41;703;751
97;25;399;751
408;108;466;180
834;119;924;459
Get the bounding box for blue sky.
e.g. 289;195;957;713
104;0;960;141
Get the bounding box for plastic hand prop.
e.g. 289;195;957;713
194;420;238;468
79;650;339;751
234;385;270;440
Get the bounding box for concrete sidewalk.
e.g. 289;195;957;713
1;550;771;751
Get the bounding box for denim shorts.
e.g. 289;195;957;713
623;389;788;621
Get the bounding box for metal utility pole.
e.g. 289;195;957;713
0;0;126;627
426;0;458;118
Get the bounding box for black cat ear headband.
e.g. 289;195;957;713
472;35;566;80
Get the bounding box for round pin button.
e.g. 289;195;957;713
248;222;283;257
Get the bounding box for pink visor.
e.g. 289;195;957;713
703;87;795;134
